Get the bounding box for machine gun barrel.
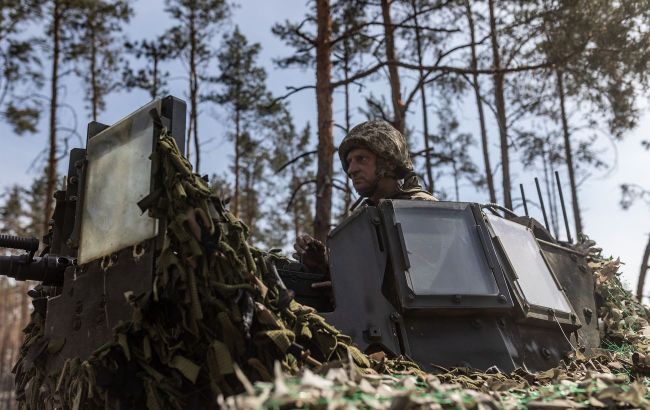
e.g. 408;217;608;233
0;255;71;286
0;235;73;286
0;234;39;256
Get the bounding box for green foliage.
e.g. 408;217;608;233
0;1;43;134
206;27;278;246
122;37;174;99
209;26;269;116
0;167;53;241
65;0;133;118
431;107;481;201
265;108;315;245
164;0;229;64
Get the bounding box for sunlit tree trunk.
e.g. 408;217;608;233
636;235;650;302
410;0;434;193
380;0;404;133
465;0;496;204
44;0;62;235
556;69;583;234
488;0;512;210
313;0;333;242
188;6;200;172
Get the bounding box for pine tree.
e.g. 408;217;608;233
539;0;650;235
165;0;230;172
432;107;480;201
67;0;132;121
463;0;496;204
209;27;270;219
43;0;78;235
0;1;43;135
267;108;315;244
123;36;173;99
487;0;512;211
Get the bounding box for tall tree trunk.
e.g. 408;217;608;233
189;7;200;172
343;38;352;212
291;174;300;240
152;52;159;99
44;0;61;235
0;280;7;377
488;0;512;210
542;152;559;237
233;108;240;217
636;235;650;302
465;0;496;204
410;0;434;193
556;69;583;234
313;0;333;242
380;0;404;134
89;14;99;121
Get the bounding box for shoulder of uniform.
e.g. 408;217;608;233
409;191;438;201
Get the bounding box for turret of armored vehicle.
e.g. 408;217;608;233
1;96;186;374
281;200;600;372
0;96;599;400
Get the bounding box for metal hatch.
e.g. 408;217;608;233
381;200;512;310
485;213;578;326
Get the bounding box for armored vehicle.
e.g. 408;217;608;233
1;96;186;374
281;200;599;372
1;96;598;380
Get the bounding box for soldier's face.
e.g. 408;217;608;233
346;148;377;195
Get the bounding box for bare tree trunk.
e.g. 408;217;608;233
465;0;496;204
380;0;404;134
189;7;200;173
291;174;300;240
636;235;650;302
488;0;512;210
313;0;333;242
410;0;434;193
89;15;98;122
233;108;240;217
542;152;559;237
556;69;583;235
0;280;7;378
343;39;352;212
152;52;159;99
44;0;61;235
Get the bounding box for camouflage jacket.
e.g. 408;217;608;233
355;187;437;208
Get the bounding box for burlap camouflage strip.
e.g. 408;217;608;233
13;131;420;409
11;130;650;408
219;247;650;409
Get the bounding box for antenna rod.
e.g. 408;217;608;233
519;184;529;217
534;177;550;232
555;171;573;243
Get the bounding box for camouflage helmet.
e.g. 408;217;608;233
339;120;414;178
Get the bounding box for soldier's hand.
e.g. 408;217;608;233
293;234;328;273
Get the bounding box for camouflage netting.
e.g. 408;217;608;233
13;133;403;409
11;132;650;409
222;246;650;409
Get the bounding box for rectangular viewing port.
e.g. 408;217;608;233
77;100;161;265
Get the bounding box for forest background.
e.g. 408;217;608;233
0;0;649;406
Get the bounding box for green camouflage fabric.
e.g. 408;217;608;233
339;120;414;179
13;131;420;409
11;130;649;409
212;240;650;409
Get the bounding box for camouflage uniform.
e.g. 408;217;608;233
339;120;436;203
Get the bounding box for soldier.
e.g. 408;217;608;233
294;119;435;272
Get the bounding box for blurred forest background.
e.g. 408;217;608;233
1;0;650;407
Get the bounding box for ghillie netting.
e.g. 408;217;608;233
222;249;650;409
11;133;650;409
12;134;411;409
